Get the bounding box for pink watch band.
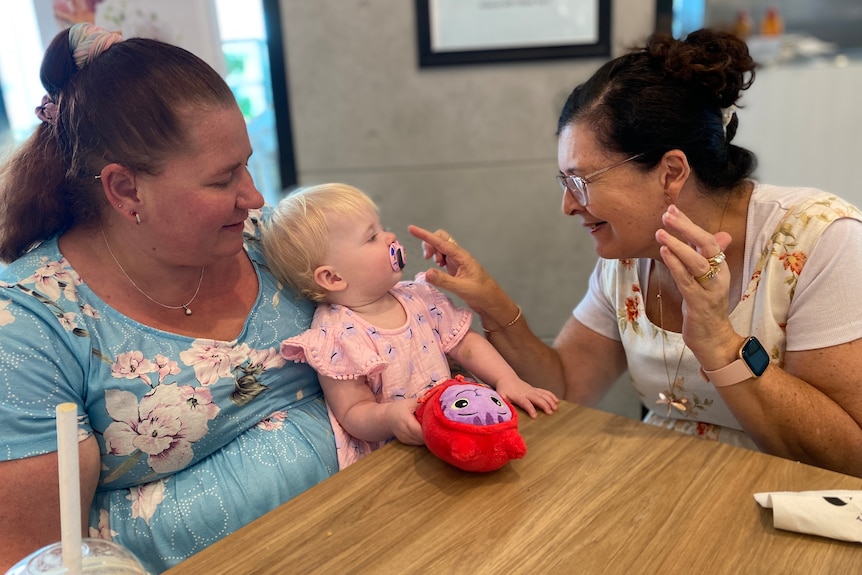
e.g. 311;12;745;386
702;359;755;388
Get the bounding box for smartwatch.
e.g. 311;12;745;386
702;336;770;388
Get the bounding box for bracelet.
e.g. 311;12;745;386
482;305;522;334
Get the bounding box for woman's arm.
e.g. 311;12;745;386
446;330;559;417
723;340;862;476
658;205;862;476
409;225;628;403
0;435;101;572
319;374;424;445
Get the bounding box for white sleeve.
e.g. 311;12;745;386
785;217;862;350
572;259;622;341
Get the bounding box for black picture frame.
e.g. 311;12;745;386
416;0;611;67
262;0;297;190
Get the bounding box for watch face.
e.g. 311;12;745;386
742;337;770;376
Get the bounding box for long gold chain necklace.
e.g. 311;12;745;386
655;193;731;417
656;279;690;416
101;228;205;316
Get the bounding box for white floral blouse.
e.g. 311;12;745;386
574;184;862;449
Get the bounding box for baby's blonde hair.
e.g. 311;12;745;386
261;183;378;303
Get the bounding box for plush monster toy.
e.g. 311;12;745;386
414;376;527;472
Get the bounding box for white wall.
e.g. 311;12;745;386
275;0;658;419
735;58;862;207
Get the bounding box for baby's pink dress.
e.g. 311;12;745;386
280;277;472;468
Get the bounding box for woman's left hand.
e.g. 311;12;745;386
494;376;559;418
655;204;742;367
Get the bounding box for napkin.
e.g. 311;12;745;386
754;490;862;543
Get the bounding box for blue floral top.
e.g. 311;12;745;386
0;209;336;574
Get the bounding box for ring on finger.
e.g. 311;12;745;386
694;265;720;283
447;236;457;245
706;251;726;267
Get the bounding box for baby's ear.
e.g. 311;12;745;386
313;265;347;292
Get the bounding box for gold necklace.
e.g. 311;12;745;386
101;228;205;316
655;193;731;416
656;278;690;416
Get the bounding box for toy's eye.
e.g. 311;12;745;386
451;398;470;409
491;397;503;407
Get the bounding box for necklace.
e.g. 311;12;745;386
101;228;204;316
655;193;731;416
656;278;691;416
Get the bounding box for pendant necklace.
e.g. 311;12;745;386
656;278;691;417
101;228;205;316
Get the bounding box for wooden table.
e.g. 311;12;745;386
164;402;862;574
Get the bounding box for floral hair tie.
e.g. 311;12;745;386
35;94;58;125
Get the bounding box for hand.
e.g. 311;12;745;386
385;398;425;445
410;225;460;276
408;225;503;315
494;376;560;418
655;204;741;366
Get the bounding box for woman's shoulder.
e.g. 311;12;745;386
0;237;63;281
750;182;862;220
0;237;83;320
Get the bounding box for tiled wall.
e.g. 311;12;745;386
276;0;653;419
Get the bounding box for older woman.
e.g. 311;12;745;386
411;29;862;478
0;25;336;573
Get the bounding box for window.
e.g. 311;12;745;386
0;0;293;205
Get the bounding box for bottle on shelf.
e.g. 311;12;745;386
760;5;784;36
732;9;753;40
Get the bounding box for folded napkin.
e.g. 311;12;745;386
754;490;862;543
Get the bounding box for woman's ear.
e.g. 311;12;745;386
658;150;690;203
99;163;139;213
313;265;346;293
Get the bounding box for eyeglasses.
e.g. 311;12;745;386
556;153;644;206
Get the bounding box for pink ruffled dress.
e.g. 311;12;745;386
281;276;472;468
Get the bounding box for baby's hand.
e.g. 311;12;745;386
495;377;559;418
385;398;425;445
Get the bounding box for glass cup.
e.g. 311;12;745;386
5;538;148;575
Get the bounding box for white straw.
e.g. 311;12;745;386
56;402;83;575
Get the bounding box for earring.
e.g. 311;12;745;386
117;203;123;209
131;211;141;225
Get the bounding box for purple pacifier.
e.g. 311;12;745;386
389;241;406;271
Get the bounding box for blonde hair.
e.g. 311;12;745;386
261;183;378;303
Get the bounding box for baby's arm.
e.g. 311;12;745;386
319;374;425;445
448;330;559;417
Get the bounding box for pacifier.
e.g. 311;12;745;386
389;240;406;271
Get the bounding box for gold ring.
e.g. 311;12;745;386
694;265;720;283
447;236;457;245
706;251;726;267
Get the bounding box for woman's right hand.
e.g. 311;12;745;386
407;225;502;314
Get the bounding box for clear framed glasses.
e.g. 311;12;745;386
556;153;644;206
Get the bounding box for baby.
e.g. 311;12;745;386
261;183;558;469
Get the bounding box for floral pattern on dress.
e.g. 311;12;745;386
1;210;334;574
618;280;713;420
618;283;643;336
103;384;220;480
741;193;862;364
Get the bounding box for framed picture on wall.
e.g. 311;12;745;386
416;0;611;67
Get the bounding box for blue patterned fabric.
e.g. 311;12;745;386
0;209;336;574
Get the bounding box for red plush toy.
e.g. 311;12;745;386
414;376;527;472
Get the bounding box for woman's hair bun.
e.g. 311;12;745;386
647;29;755;108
